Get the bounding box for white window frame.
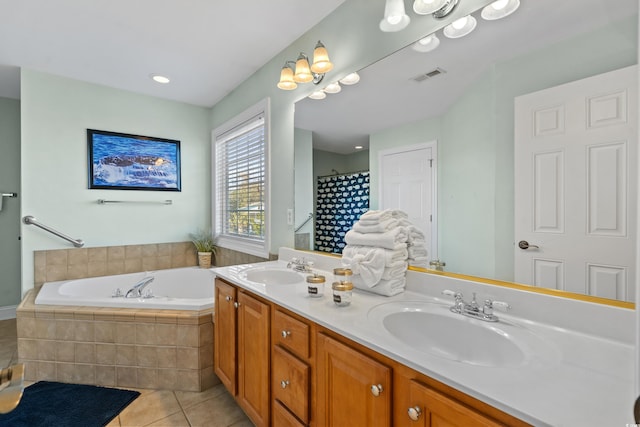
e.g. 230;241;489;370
212;98;270;258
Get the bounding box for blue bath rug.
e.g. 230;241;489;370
0;381;140;427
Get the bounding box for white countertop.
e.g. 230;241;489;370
212;248;636;427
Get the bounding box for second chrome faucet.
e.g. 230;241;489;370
442;290;511;322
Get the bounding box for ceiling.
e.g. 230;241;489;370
0;0;346;106
294;0;638;154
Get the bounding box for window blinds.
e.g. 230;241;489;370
215;114;265;241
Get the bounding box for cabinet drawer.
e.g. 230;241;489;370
274;309;310;358
273;345;310;424
273;400;306;427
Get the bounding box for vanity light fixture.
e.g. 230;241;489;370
308;90;327;100
324;82;342;94
277;40;334;90
412;33;440;52
339;72;360;85
150;74;170;84
481;0;520;20
413;0;448;15
443;15;477;38
379;0;410;32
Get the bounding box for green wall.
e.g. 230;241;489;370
368;15;638;281
20;70;211;292
0;97;21;310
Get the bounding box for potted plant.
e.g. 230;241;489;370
190;229;218;268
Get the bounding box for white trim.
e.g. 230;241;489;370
212;98;271;259
0;305;17;320
378;141;438;260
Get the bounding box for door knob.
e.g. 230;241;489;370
518;240;539;250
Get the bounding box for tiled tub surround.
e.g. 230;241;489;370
17;241;270;392
17;290;216;391
32;242;271;288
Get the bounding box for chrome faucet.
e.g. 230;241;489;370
125;276;155;299
286;257;314;273
442;290;510;322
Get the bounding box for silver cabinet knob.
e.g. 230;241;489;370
370;384;383;397
233;302;240;308
281;380;290;389
408;406;422;421
281;330;291;338
225;295;232;302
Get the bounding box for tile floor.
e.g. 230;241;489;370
1;319;254;427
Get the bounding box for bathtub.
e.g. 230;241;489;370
35;267;215;310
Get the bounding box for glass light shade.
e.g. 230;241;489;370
340;72;360;85
277;66;297;90
413;0;447;15
308;90;326;100
481;0;520;20
412;34;440;53
311;41;333;74
293;55;314;83
324;82;341;94
379;0;410;32
443;15;477;38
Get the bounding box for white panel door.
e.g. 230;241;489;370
514;65;637;301
379;142;437;260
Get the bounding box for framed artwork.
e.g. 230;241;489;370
87;129;181;191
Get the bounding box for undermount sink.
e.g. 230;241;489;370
368;301;557;368
242;267;305;285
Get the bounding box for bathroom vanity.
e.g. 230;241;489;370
212;248;635;426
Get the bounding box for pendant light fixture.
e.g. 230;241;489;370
412;0;448;15
481;0;520;20
277;41;334;90
443;15;477;38
412;33;440;52
379;0;410;32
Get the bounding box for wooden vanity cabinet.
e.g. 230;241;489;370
215;279;528;427
214;278;271;427
316;332;392;426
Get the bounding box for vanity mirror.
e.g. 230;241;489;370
294;0;638;303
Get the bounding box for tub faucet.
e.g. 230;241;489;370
125;276;155;298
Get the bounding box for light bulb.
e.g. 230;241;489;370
491;0;509;10
452;16;468;29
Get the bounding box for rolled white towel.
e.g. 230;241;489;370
408;245;428;258
344;227;408;250
353;276;405;296
343;244;408;265
352;218;399;234
381;261;408;280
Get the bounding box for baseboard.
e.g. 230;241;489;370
0;305;17;320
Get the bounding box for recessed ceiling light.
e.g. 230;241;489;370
354;145;364;150
150;74;170;84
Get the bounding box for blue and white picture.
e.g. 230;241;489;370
88;129;181;191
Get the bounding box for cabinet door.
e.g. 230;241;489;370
317;333;391;427
407;380;502;427
237;291;271;427
214;279;237;395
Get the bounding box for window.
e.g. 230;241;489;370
213;99;270;258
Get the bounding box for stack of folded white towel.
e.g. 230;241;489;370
341;209;428;296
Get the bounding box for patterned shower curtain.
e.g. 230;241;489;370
315;171;370;253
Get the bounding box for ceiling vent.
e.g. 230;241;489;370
411;67;446;82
